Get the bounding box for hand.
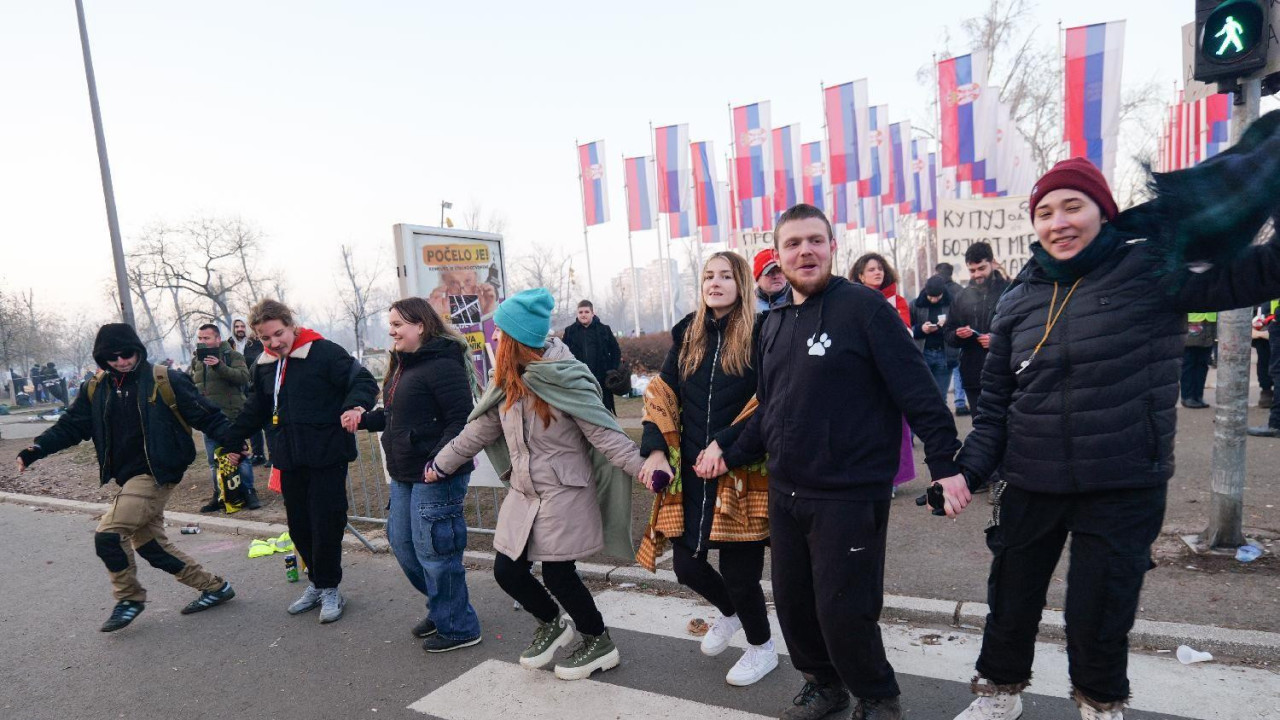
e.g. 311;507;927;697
17;446;39;472
933;474;972;518
224;451;242;465
340;408;364;433
639;451;670;491
922;322;938;334
978;334;991;349
695;440;726;478
956;326;975;339
202;355;220;367
423;464;441;483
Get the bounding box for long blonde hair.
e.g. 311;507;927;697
679;251;754;380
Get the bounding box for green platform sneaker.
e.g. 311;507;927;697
519;615;574;669
553;629;620;681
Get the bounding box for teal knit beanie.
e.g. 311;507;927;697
494;288;554;348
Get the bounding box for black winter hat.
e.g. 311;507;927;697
93;323;148;370
924;276;947;297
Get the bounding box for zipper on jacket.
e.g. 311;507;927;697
696;323;722;554
138;378;155;479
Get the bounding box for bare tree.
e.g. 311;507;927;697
336;244;391;360
459;200;508;235
508;242;579;329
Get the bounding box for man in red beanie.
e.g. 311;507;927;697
752;248;790;313
944;156;1280;720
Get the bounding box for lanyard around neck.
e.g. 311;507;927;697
272;356;287;425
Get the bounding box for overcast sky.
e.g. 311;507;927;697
0;0;1229;322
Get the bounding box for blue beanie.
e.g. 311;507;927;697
494;288;554;348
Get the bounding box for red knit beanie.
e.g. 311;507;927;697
1029;157;1119;220
752;248;779;280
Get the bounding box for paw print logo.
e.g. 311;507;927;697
807;333;832;356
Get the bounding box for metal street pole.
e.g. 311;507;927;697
1203;76;1261;550
75;0;135;327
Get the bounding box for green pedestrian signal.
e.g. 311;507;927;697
1194;0;1272;83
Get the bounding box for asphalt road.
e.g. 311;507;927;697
2;503;1262;720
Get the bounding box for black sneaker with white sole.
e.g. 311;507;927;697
422;634;482;653
101;600;145;632
412;617;438;638
181;582;236;615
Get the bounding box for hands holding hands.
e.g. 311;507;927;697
340;408;364;433
638;451;672;492
693;440;727;479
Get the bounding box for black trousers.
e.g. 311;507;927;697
1255;339;1273;392
1270;329;1280;427
770;491;898;699
249;430;267;458
494;548;605;636
963;385;983;420
672;542;770;645
1181;346;1212;402
976;483;1166;704
280;465;349;589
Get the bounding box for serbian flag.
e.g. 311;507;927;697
881;204;897;240
889;121;914;213
859;105;892;200
861;196;880;235
938;51;989;176
577;141;609;226
624;156;657;232
1203;93;1232;159
1064;21;1125;183
801;141;827;212
772;124;802;217
654;124;690;216
909;139;927;216
691;141;721;242
732;101;774;230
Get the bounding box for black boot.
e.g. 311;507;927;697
199;492;223;513
245;489;262;510
851;696;903;720
781;681;850;720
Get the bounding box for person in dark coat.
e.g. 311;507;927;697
224;299;378;624
640;251;776;687
232;318;267;465
15;323;238;632
935;263;969;414
353;297;482;652
910;275;958;398
562;300;621;413
947;155;1280;720
944;241;1009;421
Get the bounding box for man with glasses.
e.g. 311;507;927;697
15;323;238;632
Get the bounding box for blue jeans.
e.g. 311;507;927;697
204;435;254;493
923;348;952;400
387;475;481;640
952;366;967;407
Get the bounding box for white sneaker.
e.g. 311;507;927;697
700;614;742;656
954;692;1023;720
725;640;778;686
1077;703;1123;720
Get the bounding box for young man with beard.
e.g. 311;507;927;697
944;242;1009;421
719;203;971;720
15;324;238;632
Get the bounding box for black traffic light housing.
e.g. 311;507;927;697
1194;0;1272;84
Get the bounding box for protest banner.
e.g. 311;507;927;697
936;196;1035;282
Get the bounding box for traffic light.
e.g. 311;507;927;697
1194;0;1271;83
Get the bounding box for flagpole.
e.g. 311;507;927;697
574;139;596;300
932;52;944;270
1058;20;1067;164
649;123;673;329
621;152;642;337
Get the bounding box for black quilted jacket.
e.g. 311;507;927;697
957;234;1280;493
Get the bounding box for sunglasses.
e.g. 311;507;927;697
106;350;136;362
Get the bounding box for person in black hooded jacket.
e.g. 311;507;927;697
353;297;482;653
639;251;777;688
15;323;238;633
910;275;959;398
946;154;1280;720
562;300;621;413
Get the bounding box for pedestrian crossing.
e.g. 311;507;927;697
409;589;1278;720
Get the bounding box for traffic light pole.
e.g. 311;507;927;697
1203;76;1262;550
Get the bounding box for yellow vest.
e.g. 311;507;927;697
1187;312;1218;323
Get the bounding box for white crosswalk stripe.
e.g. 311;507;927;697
407;658;773;719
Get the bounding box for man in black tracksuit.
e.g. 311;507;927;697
562;299;622;413
722;204;970;720
944;242;1009;419
15;324;237;632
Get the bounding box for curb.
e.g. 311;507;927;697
5;490;1276;663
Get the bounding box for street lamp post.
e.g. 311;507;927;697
440;200;452;228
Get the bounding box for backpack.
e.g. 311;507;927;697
86;364;191;435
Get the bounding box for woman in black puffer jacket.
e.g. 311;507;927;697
946;152;1280;720
355;297;482;652
639;251;776;687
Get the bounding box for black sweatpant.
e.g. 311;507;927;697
280;464;349;589
494;548;605;636
976;483;1166;704
770;491;898;699
672;542;770;645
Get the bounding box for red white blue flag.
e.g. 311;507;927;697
926;152;938;227
859;105;891;200
909;139;928;216
824;80;868;226
1202;93;1232;159
577;141;609;226
691;140;722;242
801;141;827;213
889;121;914;213
654;124;690;215
772;124;802;217
732;101;774;230
624;156;657;232
938;51;989;185
1064;21;1125;183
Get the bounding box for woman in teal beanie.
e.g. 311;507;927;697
428;288;644;681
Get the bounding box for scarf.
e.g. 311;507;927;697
1028;222;1126;282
